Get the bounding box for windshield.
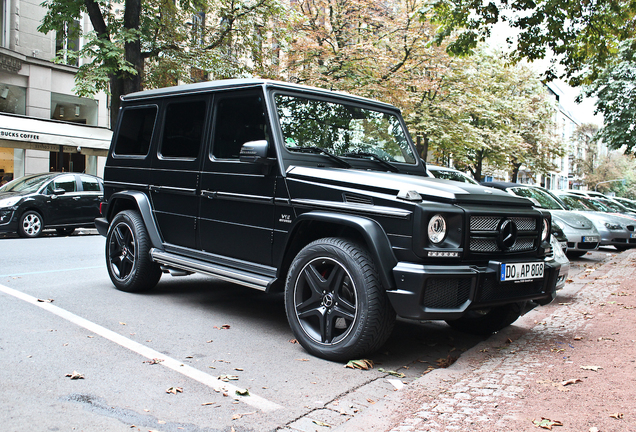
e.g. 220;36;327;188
432;169;479;184
0;174;55;193
511;187;564;210
274;94;417;164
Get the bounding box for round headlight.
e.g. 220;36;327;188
542;218;550;241
428;214;447;244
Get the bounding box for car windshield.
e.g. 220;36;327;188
559;195;594;211
432;169;479;184
0;174;56;193
510;187;564;210
274;94;417;164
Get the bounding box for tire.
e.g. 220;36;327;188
106;210;161;292
18;210;43;238
445;302;525;335
56;227;76;236
284;237;396;361
567;250;588;258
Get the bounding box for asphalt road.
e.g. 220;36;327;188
0;231;617;432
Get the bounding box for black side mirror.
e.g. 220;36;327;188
239;140;273;165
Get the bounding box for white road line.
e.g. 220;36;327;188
0;283;282;412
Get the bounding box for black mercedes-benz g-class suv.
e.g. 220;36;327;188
96;79;560;361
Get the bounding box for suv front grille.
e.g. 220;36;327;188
469;215;539;254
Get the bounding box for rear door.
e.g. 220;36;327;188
198;89;277;265
77;175;103;222
149;96;209;249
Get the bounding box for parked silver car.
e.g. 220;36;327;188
483;183;600;258
555;192;636;251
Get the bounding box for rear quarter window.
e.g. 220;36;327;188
113;106;158;156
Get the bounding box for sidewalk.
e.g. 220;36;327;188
336;251;636;432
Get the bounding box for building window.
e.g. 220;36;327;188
51;93;98;125
0;84;26;115
56;20;80;66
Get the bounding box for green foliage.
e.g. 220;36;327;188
584;152;636;197
428;0;636;86
586;40;636;154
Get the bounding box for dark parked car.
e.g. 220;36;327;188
0;172;103;237
96;79;561;361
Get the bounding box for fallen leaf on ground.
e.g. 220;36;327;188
560;378;582;386
533;417;563;429
580;365;603;371
218;374;239;382
378;368;405;378
37;298;54;303
235;388;250;396
289;339;298;344
610;412;624;419
573;336;583;340
345;359;374;370
65;371;84;380
143;358;164;365
213;324;231;329
201;402;219;406
312;420;330;427
119;322;126;325
166;387;183;394
296;358;310;362
436;355;458;368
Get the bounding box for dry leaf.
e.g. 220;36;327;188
289;339;298;344
119;322;126;325
378;368;405;378
533;417;563;429
312;420;330;427
344;359;374;370
235;388;250;396
610;412;624;419
296;358;310;362
65;371;84;380
166;386;183;394
580;365;603;372
218;374;239;382
436;355;458;368
214;324;231;330
37;298;54;303
144;358;164;365
560;378;582;386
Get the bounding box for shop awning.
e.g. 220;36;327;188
0;113;112;156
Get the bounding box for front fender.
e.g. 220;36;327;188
101;191;163;249
287;211;398;290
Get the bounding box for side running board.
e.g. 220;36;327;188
150;249;274;291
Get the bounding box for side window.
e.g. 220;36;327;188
80;175;102;192
113;106;157;156
212;94;267;159
45;175;76;194
159;100;206;159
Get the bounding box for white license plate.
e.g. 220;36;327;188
500;262;544;282
631;233;636;239
582;236;599;243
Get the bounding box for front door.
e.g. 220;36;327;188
43;174;80;225
198;89;276;266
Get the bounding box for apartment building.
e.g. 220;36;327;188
0;0;111;184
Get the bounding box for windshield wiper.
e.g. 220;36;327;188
289;146;351;168
343;152;399;172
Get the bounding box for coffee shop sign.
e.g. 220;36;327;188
0;129;40;140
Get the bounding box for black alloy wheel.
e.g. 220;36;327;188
106;210;161;292
285;237;395;361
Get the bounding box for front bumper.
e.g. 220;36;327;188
387;259;560;320
563;227;600;252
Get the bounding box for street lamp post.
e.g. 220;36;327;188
595;178;626;191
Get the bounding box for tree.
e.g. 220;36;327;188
570;123;600;179
428;0;636;86
39;0;288;127
585;40;636;153
420;49;563;182
584;151;636;197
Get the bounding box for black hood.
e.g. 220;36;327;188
287;167;535;207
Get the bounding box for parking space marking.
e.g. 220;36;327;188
0;283;282;412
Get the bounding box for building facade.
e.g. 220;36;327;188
0;0;111;184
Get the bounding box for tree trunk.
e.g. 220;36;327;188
123;0;143;95
474;149;485;182
511;162;521;183
416;134;429;162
